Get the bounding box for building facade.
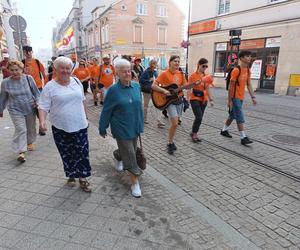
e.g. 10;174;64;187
189;0;300;95
54;0;185;69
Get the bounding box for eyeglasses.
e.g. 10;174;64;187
202;65;208;68
79;64;85;66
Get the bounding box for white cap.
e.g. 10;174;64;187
3;53;9;58
102;54;110;59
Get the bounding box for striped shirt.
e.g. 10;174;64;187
0;75;40;115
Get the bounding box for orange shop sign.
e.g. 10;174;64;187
189;20;216;35
239;39;265;49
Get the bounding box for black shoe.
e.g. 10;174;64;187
162;110;168;118
241;137;253;145
167;144;174;155
178;119;182;125
100;101;104;105
39;131;46;136
220;130;232;138
94;101;98;106
170;143;177;151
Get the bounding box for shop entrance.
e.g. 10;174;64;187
259;48;280;91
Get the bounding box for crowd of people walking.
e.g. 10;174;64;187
0;46;257;197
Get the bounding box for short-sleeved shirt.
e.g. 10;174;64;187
230;67;250;100
96;64;115;88
188;72;213;102
155;70;186;97
72;68;90;82
23;58;45;89
38;77;88;133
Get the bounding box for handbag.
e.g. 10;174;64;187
136;135;146;170
26;75;39;117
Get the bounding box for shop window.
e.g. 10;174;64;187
214;51;227;76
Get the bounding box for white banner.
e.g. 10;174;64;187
266;37;281;48
251;60;263;79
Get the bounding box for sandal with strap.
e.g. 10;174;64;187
66;177;76;187
79;179;92;193
190;133;202;143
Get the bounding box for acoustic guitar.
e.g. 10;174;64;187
151;83;183;110
151;79;202;110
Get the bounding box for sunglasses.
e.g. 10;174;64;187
79;63;85;65
202;65;208;68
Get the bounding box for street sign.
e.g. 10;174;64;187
9;15;27;32
12;31;26;41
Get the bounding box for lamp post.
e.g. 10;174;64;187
185;0;192;79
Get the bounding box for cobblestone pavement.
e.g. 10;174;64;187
87;88;300;250
0;88;299;249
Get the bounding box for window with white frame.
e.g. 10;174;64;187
218;0;230;15
136;3;147;15
158;26;167;44
105;24;109;43
157;5;167;17
95;30;100;46
133;25;143;43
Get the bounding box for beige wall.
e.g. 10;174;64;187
189;20;300;95
99;0;184;58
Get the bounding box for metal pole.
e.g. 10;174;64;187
16;15;23;59
185;0;192;79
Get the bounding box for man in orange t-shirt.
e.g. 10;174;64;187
220;50;257;145
89;58;101;106
23;46;46;91
95;55;115;105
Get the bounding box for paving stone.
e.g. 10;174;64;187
32;220;60;237
0;229;27;248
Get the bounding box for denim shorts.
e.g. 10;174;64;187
229;98;245;124
166;103;183;118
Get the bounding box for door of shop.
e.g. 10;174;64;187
259;48;280;91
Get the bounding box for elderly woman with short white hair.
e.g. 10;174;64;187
99;58;144;198
38;56;92;192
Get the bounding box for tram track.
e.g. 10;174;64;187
181;115;300;156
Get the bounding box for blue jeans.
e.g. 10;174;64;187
228;98;245;124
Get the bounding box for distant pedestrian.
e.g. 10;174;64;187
47;56;56;81
133;58;144;80
99;59;144;198
139;59;165;127
95;55;115;105
0;60;40;163
22;45;47;136
0;52;11;79
72;59;90;95
70;53;79;73
189;58;214;142
220;50;257;145
38;56;92;192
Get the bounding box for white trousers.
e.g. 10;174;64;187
10;112;37;153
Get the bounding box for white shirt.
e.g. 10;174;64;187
38;77;88;133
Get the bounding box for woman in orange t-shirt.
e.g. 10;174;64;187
188;58;214;142
72;60;90;95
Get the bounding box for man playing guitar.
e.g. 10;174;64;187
152;55;200;155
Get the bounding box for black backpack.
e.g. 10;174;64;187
226;65;241;90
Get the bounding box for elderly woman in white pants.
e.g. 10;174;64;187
38;56;92;192
0;60;39;163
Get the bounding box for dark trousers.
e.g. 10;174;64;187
52;126;91;178
191;100;207;133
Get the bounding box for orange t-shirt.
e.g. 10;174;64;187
95;64;115;88
89;65;98;83
230;67;250;100
155;70;186;97
23;59;45;89
188;72;213;102
72;68;90;82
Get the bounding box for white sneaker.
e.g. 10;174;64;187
131;182;142;198
115;160;123;172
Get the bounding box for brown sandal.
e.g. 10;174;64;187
79;179;92;192
66;177;76;187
